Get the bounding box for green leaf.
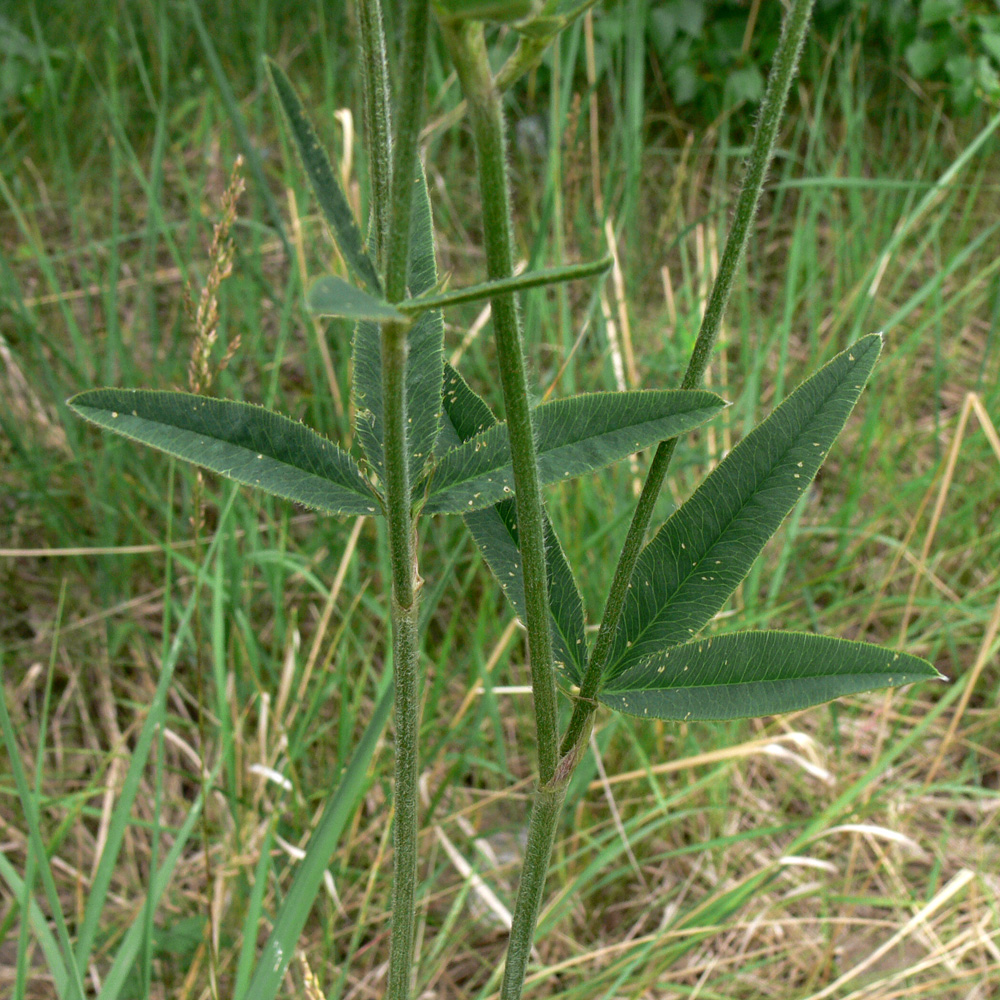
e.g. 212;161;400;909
434;0;535;21
424;387;726;514
0;854;67;996
599;630;942;721
242;683;392;1000
980;30;1000;63
438;365;587;683
68;389;380;517
266;58;382;294
396;256;612;315
605;334;883;680
352;160;445;485
905;38;949;78
919;0;961;26
307;275;404;321
95;781;209;1000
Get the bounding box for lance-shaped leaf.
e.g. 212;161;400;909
605;334;883;680
307;275;405;322
599;630;942;721
68;389;381;517
266;58;382;294
438;365;587;684
352;161;444;484
424;387;726;514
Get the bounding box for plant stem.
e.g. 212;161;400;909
440;21;573;1000
384;590;420;1000
443;21;560;786
561;0;817;761
499;780;567;1000
363;1;431;998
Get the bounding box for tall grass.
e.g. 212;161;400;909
1;2;998;997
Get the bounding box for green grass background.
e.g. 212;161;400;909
2;2;999;998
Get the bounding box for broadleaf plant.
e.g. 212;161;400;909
439;363;588;684
604;333;883;676
600;630;936;721
65;0;943;998
67;389;380;516
423;386;725;513
352;159;445;484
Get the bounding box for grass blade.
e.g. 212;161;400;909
0;668;86;1000
68;389;381;517
185;0;290;258
0;834;69;996
95;781;211;1000
231;822;278;999
600;630;942;721
241;681;392;1000
604;334;883;679
70;488;240;972
425;387;726;514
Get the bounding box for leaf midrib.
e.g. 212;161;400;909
76;399;376;507
606;668;906;695
437;394;720;496
538;398;720;459
605;362;868;677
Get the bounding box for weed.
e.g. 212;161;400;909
5;3;960;999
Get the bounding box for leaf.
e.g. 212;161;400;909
396;256;612;315
605;334;883;680
0;855;67;997
307;275;404;321
919;0;962;26
438;365;587;683
424;387;726;514
905;38;948;79
434;0;535;21
68;389;380;517
352;160;445;485
242;683;392;1000
266;58;382;294
599;630;942;721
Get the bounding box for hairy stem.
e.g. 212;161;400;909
440;21;569;1000
499;781;567;1000
443;21;559;786
562;0;817;768
361;1;431;998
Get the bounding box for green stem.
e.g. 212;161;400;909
561;0;817;760
443;21;559;786
385;591;420;1000
396;256;612;315
499;781;567;1000
362;2;431;999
